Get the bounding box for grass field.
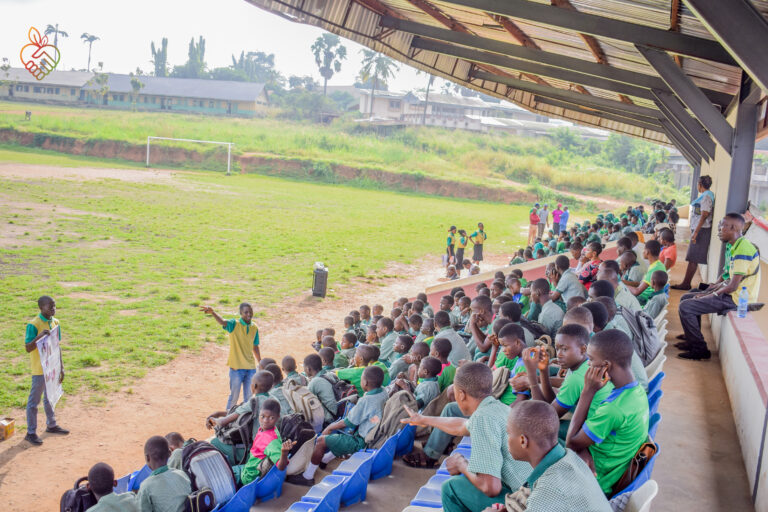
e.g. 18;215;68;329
0;101;683;202
0;148;593;414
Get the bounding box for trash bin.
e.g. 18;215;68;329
312;262;328;298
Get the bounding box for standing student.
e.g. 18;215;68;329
551;203;563;236
528;203;540;247
201;303;262;410
470;222;487;264
446;226;457;266
455;230;468;272
673;175;715;290
24;295;69;445
559;206;570;234
538;205;550;239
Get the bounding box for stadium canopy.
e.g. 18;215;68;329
246;0;768;209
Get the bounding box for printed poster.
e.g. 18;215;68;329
36;325;63;409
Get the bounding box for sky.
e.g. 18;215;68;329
1;0;430;91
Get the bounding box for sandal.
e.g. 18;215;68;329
670;284;691;290
402;451;438;469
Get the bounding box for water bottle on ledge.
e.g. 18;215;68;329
737;286;749;318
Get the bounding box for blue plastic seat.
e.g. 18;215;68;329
436;446;472;475
129;465;151;492
333;451;375;507
647;372;665;397
611;443;660;498
210;465;287;512
648;412;661;440
113;473;132;494
289;474;345;512
409;484;444;508
457;436;471;449
648;389;663;416
423;473;451;490
395;424;416;457
365;433;398;480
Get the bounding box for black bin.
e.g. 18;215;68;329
312;266;328;297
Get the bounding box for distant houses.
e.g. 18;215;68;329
0;68;268;116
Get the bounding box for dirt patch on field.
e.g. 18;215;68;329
0;252;508;511
58;281;93;288
0;162;182;184
65;292;138;303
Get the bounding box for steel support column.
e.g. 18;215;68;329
725;76;760;214
690;164;701;202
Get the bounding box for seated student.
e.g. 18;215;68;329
531;278;565;337
566;295;587;311
343;315;356;338
282;356;307;387
456;296;472;327
410;299;426;320
446;265;460;280
488;323;530;405
490;280;505;299
235;399;295;485
578;242;603;289
87;462;140;512
391;340;430;382
318;347;337;373
466;295;495;361
566;330;650;495
658;228;677;271
597;266;641;313
551;255;587;304
627;240;667;306
359;305;372;326
431;337;457;391
394;314;411;338
376;317;398;365
500;401;612;512
524;248;535;262
387;335;415;380
396;356;442;409
332;333;356;368
525;323;613;436
416;318;434;345
365;323;379;345
581;302;648;391
402;363;532;511
569;242;584;275
498;301;535;347
433;311;472;366
311;329;323;352
643;271;669;320
505;277;530;316
336;344;390;396
619;250;644;287
439;294;461;329
291;366;389;486
264;363;294;417
626;231;648;275
416;293;434;318
408;313;424;339
137;436;191;512
391;307;403;322
510;249;526;265
165;432;186;470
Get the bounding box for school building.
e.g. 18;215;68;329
0;67;268;116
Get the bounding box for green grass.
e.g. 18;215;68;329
0;101;684;202
0;149;594;413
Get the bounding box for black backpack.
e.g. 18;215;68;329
518;317;549;340
184;488;216;512
320;374;356;418
278;414;317;457
214;395;263;464
60;477;97;512
181;441;236;503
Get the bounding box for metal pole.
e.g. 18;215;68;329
146;136;150;167
227;144;231;176
724;76;759;214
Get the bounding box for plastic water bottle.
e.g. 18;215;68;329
737;287;749;318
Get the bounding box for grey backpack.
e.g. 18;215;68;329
619;307;661;366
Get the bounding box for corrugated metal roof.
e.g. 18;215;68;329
82;74;265;102
4;68;93;87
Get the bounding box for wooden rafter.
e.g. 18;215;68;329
669;0;684;67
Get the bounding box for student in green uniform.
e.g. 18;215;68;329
488;323;530;405
388;336;417;380
166;432;186;470
235;399;295;485
501;400;612;511
566;330;650;495
137;436;191;512
281;356;306;387
402;363;532;512
470;222;487;264
317;347;335;372
359;305;372;326
87;462;139;512
447;225;458;265
597;267;641;313
411;356;442;409
643;271;669;320
408;313;424;339
627;240;667;306
455;229;469;273
550;255;587;304
335;333;357;368
291;366;388;486
24;295;69;445
467;295;494;361
376;317;398;365
531;278;565;337
619;248;645;287
264;364;293;418
336;344;390;396
201;303;262;410
305;354;340;424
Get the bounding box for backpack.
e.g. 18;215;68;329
321;374;356;418
184;488;216;512
618;307;661;366
518;317;549;340
491;367;511;399
181;441;236;505
283;380;325;433
214;395;264;464
60;477;97;512
278;414;318;475
365;389;418;449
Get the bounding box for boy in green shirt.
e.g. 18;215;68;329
489;323;529;405
137;436;191;512
627;239;667;306
376;317;398;365
531;278;564;337
87;462;139;512
566;330;650;495
643;271;669;320
305;354;339;424
467;295;494;361
431;338;456;391
236;399;294;485
336;345;390;396
264;363;293;418
334;333;356;368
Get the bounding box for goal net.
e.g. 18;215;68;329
146;136;235;175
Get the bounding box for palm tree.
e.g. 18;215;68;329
359;49;399;118
44;24;68;48
416;70;435;125
311;34;347;96
80;33;100;71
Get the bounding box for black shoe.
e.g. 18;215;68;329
674;341;695;350
670;284;692;291
286;474;315;486
46;425;69;435
678;350;711;360
675;334;687;341
24;433;43;445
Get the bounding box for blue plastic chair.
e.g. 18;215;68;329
113;473;132;494
647;372;665;397
423;473;451;489
395;424;416;458
648;412;661;440
287;474;346;512
409;484;444;508
457;436;471;449
366;434;398;480
437;446;472;475
611;443;660;498
648;389;663;416
212;465;287;511
129;465;151;492
333;451;375;507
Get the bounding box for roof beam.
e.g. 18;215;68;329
469;71;661;118
653;90;715;160
684;0;768;93
382;16;733;106
638;45;733;152
533;96;664;130
435;0;735;65
658;121;701;167
532;95;659;122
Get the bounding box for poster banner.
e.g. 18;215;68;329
36;325;63;409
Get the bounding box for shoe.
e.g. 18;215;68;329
675;334;687;341
45;425;70;435
674;341;695;350
286;474;315;486
670;284;692;291
24;433;43;445
678;350;711;360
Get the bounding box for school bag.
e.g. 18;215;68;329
60;476;97;512
181;441;236;505
214;394;265;464
491;367;511;399
618;307;661;366
321;374;357;418
518;317;549;340
184;488;216;512
278;413;318;475
283;380;325;433
365;389;418;449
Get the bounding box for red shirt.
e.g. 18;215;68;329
578;259;602;289
660;244;677;269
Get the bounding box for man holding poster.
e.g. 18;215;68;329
24;295;69;445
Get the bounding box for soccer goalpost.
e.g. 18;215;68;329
146;136;235;175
